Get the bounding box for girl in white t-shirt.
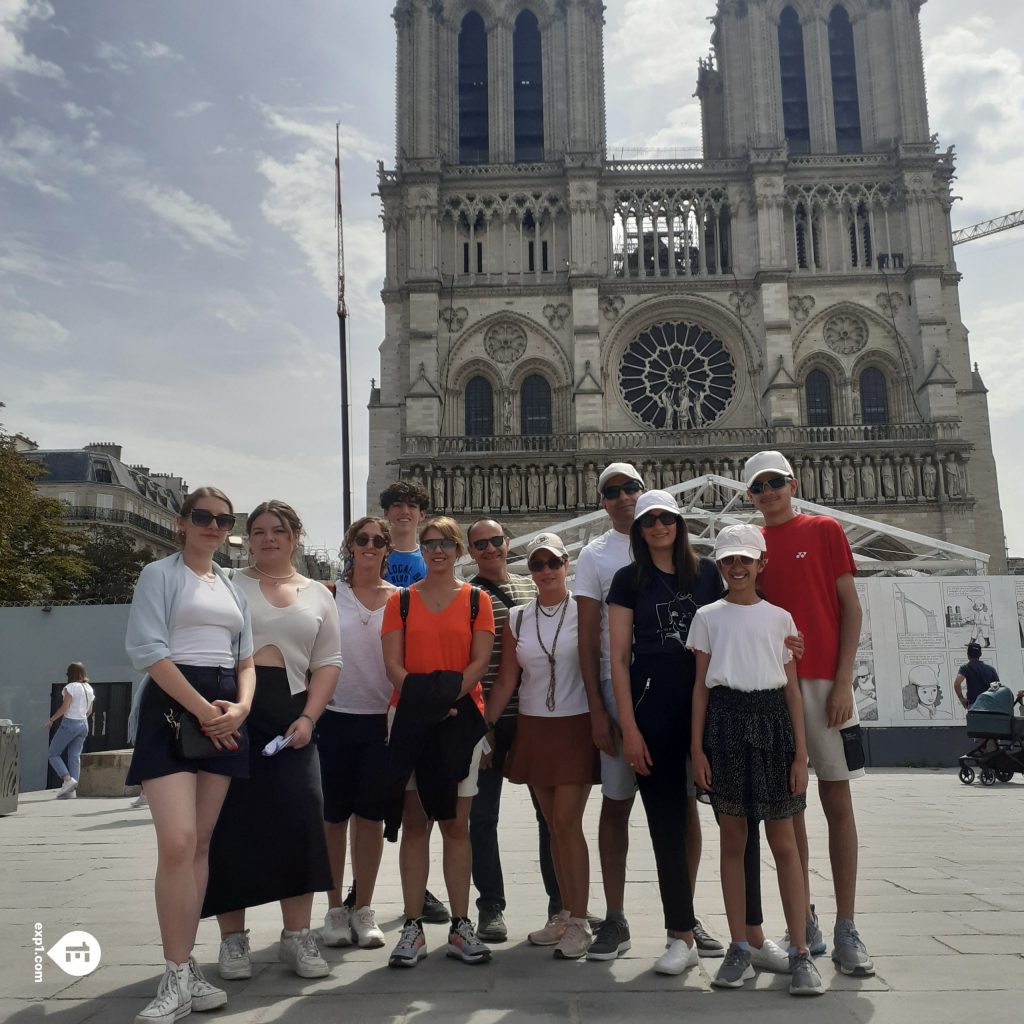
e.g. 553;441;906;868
688;523;821;996
44;662;94;798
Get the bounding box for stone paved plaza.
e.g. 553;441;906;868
1;769;1022;1023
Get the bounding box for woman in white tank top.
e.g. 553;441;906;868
44;661;94;798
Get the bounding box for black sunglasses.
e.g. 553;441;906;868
748;475;790;495
354;534;386;549
638;511;679;529
421;537;457;553
601;480;643;500
471;535;506;552
528;556;565;572
718;554;757;566
190;509;236;530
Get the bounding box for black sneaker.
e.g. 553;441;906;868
476;906;508;943
586;917;631;961
421;889;451;924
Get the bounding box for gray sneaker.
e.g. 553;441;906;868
832;918;874;976
586;917;631;960
711;942;755;988
476;905;508;943
781;903;826;957
789;950;825;995
692;918;726;958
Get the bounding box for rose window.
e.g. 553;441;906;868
618;320;735;430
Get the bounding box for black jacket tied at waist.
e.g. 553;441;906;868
383;670;488;839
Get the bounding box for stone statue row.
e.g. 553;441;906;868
403;451;969;514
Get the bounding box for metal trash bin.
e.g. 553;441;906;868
0;720;21;815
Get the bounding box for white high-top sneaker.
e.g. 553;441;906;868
135;963;191;1024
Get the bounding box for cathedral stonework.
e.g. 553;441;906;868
368;0;1006;568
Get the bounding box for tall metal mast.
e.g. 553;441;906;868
336;124;353;532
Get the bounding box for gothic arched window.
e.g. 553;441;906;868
458;12;489;165
778;7;810;155
465;375;494;436
513;10;544;162
806;369;834;426
859;367;889;425
520;374;552;436
829;6;862;153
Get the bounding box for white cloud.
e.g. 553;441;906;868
135;39;182;61
94;40;129;73
0;305;70;348
121;180;246;257
62;100;89;119
605;0;708;92
174;99;212;119
0;0;63;82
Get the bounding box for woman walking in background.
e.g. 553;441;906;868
125;486;255;1024
45;662;94;799
204;500;342;980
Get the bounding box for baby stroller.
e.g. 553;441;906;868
958;684;1024;786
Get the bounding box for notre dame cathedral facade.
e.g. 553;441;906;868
368;0;1006;569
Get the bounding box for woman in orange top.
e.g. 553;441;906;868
381;515;494;969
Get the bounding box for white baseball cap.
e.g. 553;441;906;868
714;523;767;560
743;450;795;488
634;489;680;520
526;532;568;559
598;462;644;492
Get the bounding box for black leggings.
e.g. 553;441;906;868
630;656;696;933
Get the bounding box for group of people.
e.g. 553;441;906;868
120;452;875;1024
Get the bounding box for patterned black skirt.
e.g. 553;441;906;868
703;686;806;821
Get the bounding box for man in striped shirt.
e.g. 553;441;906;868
467;518;560;943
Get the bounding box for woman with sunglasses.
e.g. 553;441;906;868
606;489;725;976
485;533;599;960
381;516;495;968
125;487;255;1024
203;500;342;981
318;516;397;951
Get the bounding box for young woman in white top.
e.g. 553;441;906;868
45;661;95;798
688;523;820;996
203;500;342;982
486;533;599;961
125;486;255;1024
319;515;396;951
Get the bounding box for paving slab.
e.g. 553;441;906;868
0;768;1020;1021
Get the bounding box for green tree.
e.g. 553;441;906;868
73;527;157;603
0;428;88;603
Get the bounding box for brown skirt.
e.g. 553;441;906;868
504;712;600;788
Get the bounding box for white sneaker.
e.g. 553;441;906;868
130;793;149;809
321;906;352;947
218;930;251;980
528;909;570;946
186;957;227;1010
655;938;700;975
135;965;190;1024
279;928;329;978
56;778;78;798
749;936;791;973
351;906;385;949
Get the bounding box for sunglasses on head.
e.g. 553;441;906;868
601;480;643;500
638;510;678;529
420;537;457;553
189;509;236;530
748;475;790;495
718;554;757;566
354;533;386;549
471;535;506;552
528;555;565;573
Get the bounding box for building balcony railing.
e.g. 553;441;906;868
401;422;961;458
62;505;177;544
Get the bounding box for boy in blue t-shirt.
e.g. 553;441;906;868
380;480;429;587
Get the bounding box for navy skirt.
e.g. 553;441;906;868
126;664;250;786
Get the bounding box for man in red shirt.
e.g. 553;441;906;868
744;450;873;977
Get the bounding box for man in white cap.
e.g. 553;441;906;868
743;449;872;977
574;463;723;962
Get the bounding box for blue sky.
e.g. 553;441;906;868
2;1;1022;557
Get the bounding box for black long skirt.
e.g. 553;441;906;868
202;666;333;917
